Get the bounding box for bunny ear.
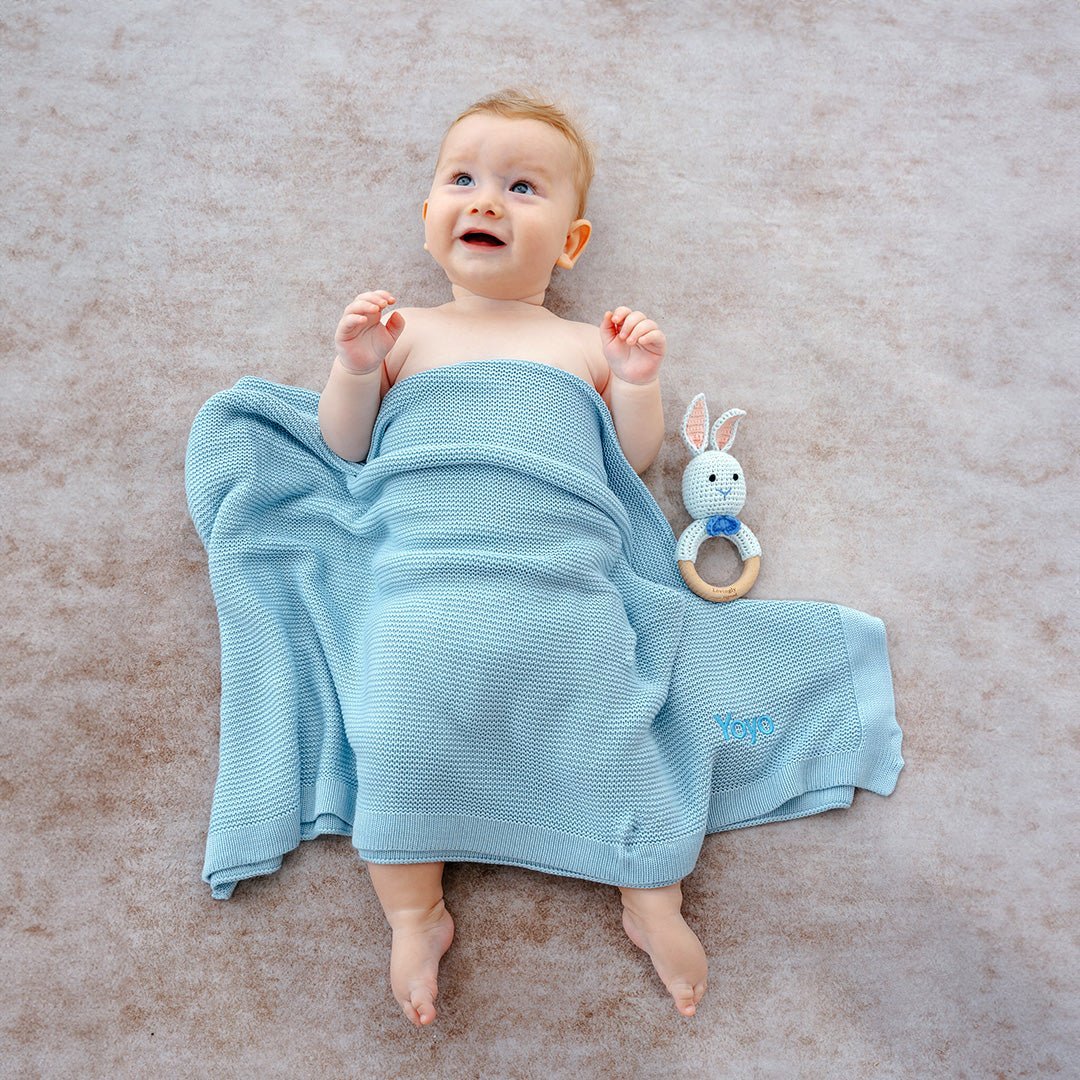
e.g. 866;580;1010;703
710;408;747;452
681;394;710;456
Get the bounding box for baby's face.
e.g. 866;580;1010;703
423;113;589;301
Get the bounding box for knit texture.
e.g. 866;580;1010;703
185;359;904;900
675;515;762;563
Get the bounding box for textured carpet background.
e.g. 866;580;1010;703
3;1;1076;1076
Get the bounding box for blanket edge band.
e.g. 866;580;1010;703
203;778;356;900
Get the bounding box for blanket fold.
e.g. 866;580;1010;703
185;359;903;900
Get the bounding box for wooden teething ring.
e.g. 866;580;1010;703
678;553;761;603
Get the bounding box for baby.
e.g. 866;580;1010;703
317;89;707;1026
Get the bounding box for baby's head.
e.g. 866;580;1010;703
436;89;595;221
422;89;597;301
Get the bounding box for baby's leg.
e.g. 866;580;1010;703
366;860;455;1026
618;880;708;1017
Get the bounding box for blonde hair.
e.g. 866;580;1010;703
437;87;596;221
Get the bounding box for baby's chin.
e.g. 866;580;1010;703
444;272;553;302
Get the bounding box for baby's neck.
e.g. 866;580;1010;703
447;285;551;316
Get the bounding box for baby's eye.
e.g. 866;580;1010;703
510;179;536;195
451;172;473;186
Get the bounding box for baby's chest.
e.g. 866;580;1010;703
397;315;600;388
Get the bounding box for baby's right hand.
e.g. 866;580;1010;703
334;290;404;374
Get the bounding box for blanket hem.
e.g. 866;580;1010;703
351;810;702;889
203;777;356;900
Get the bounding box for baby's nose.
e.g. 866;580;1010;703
468;190;502;215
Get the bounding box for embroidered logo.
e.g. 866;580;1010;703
713;712;776;745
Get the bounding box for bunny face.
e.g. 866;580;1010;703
680;394;749;520
683;450;746;519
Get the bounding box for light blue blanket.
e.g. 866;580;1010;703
185;359;903;899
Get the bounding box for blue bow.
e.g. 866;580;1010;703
706;514;741;537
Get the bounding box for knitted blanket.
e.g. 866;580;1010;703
185;359;904;900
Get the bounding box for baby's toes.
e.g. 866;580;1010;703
669;981;699;1016
407;985;437;1026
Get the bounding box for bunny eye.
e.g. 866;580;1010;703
708;474;716;482
733;473;739;481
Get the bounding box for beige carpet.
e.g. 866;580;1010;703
4;1;1076;1076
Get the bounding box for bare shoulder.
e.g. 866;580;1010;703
383;305;431;381
390;304;430;327
571;318;611;395
391;304;447;339
383;303;431;342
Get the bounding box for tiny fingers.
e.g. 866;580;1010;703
345;291;395;314
605;308;663;346
604;308;630;343
619;313;652;341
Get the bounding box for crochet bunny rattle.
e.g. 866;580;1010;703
676;394;762;602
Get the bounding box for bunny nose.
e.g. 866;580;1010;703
717;487;732;498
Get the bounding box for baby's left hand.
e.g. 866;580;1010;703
601;307;667;385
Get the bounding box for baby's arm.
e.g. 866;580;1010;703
599;308;667;474
318;291;402;462
605;375;665;474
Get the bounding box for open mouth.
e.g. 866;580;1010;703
460;231;506;247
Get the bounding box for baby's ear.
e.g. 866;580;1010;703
556;219;591;270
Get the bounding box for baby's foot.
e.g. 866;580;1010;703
622;906;708;1016
388;898;456;1026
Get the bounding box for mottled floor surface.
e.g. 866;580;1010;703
3;2;1076;1077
